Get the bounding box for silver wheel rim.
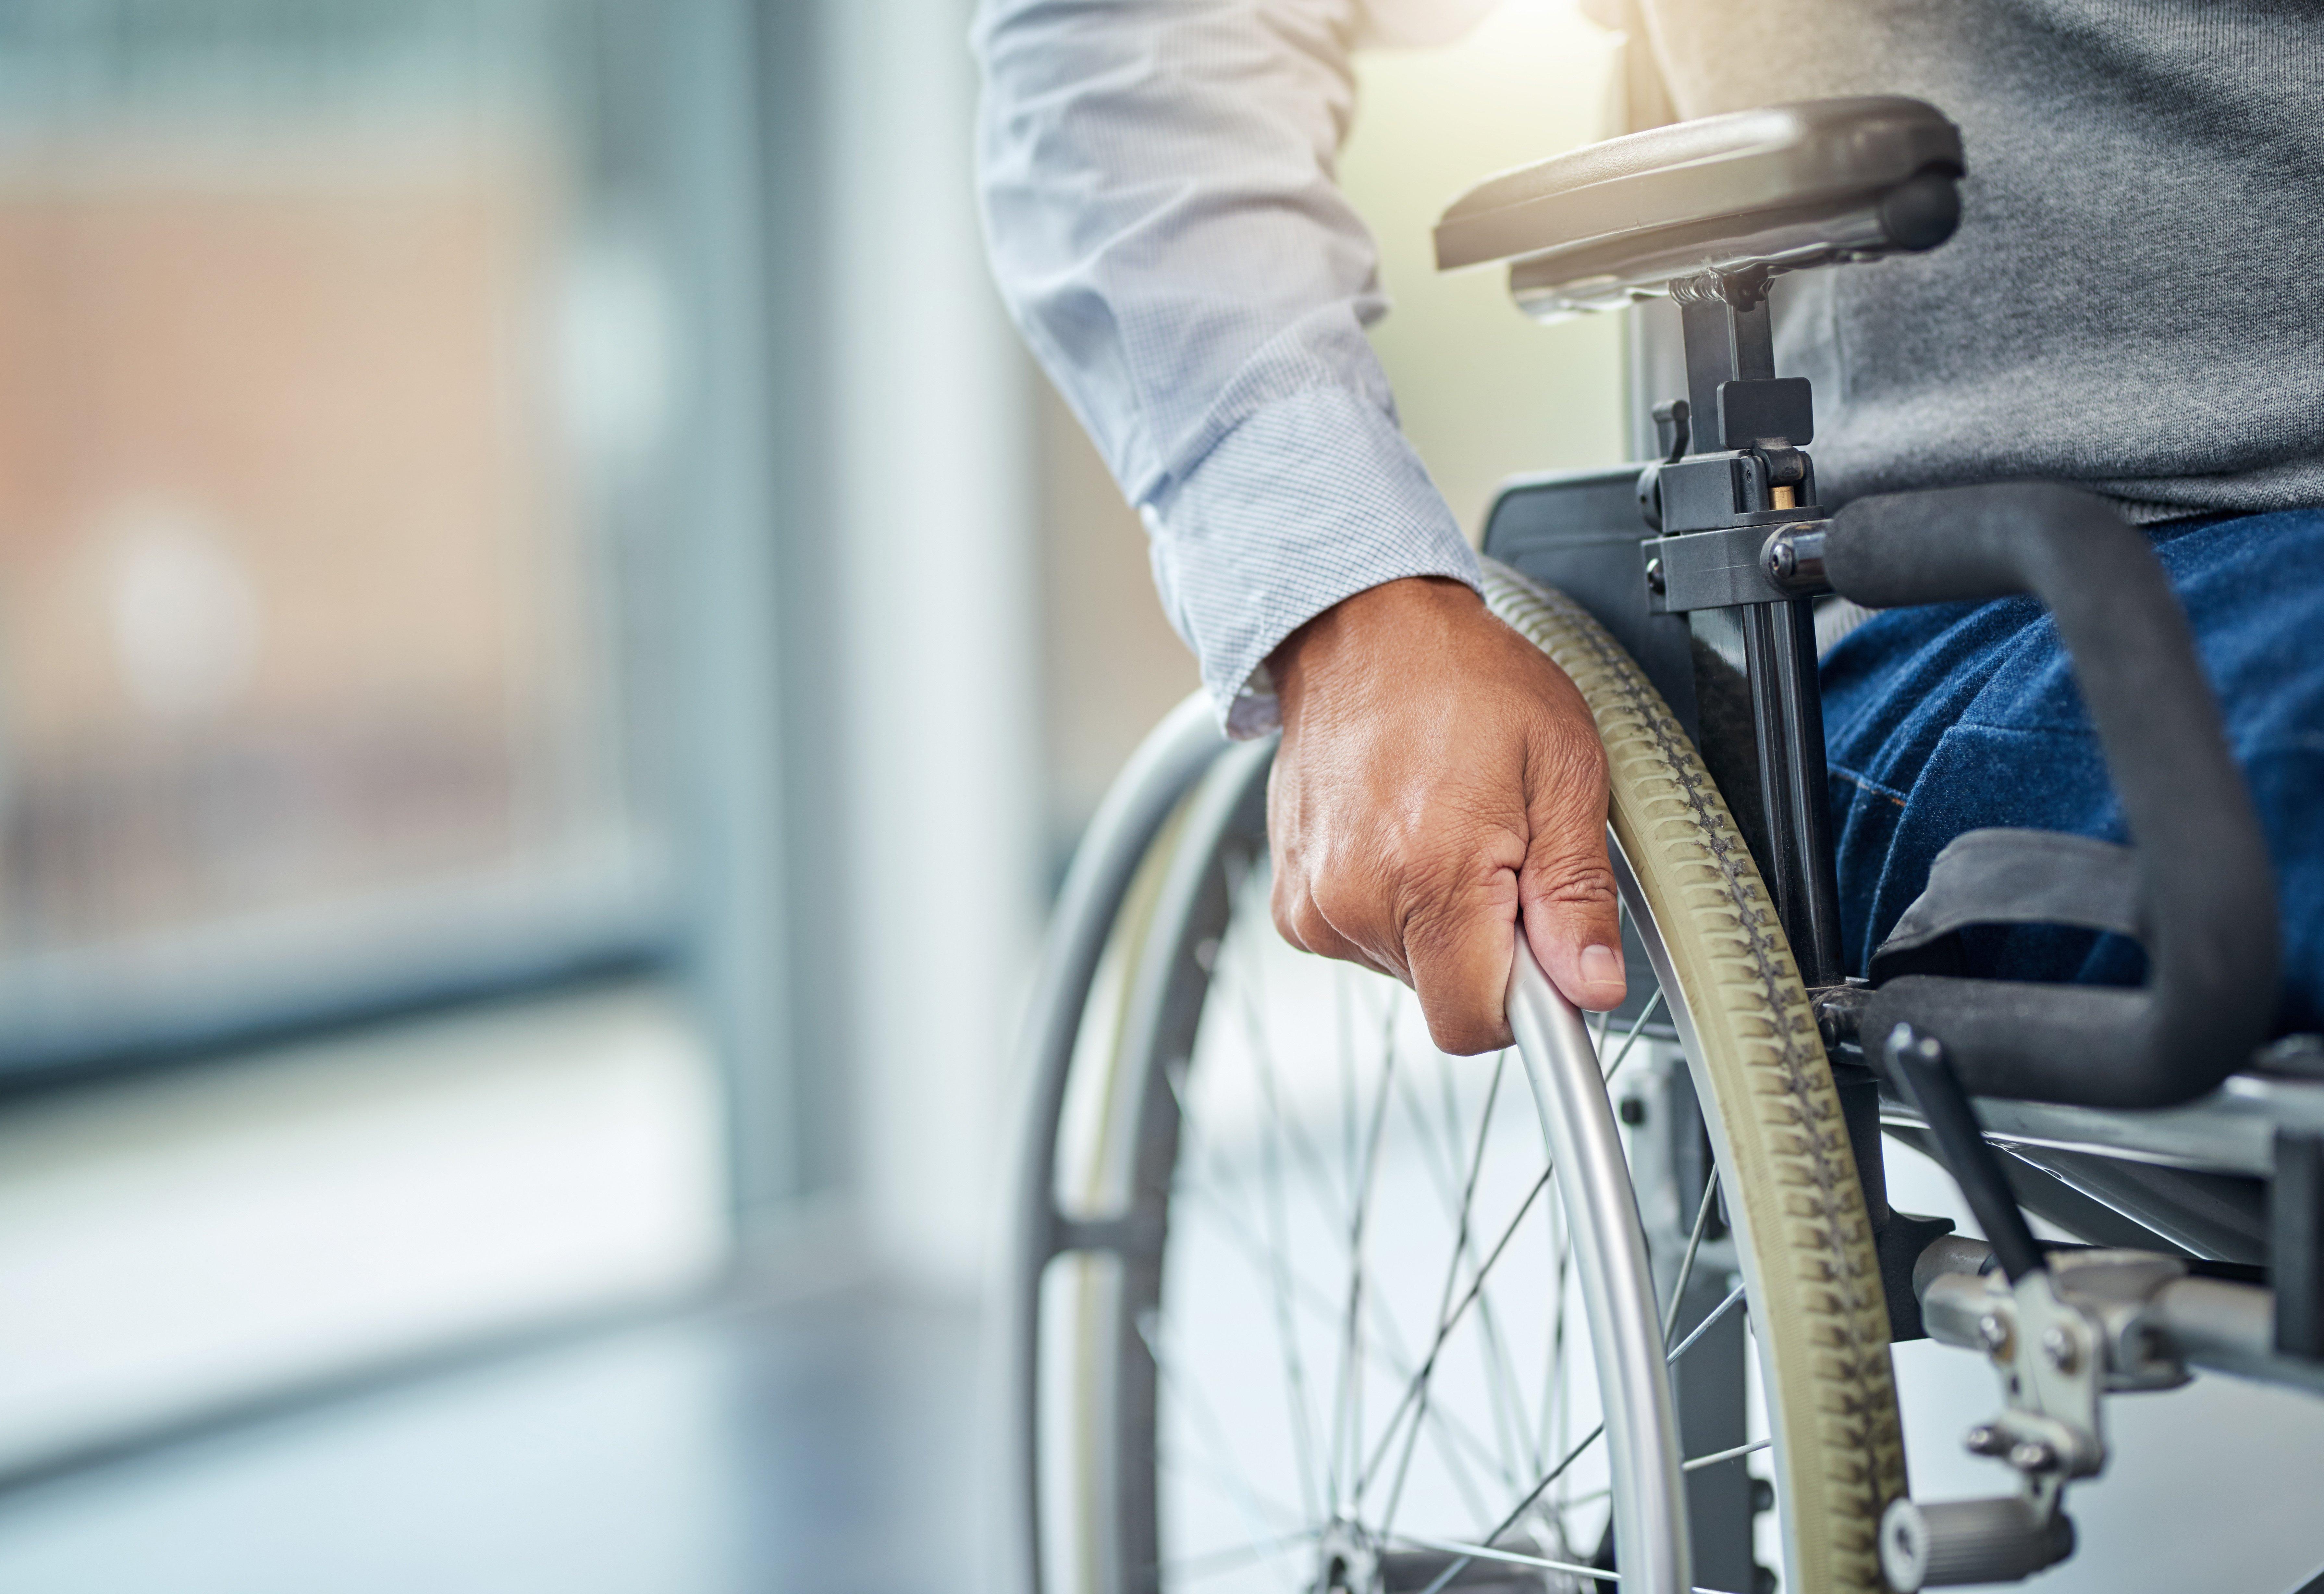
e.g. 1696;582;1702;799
1031;741;1756;1594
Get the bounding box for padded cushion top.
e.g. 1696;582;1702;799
1435;97;1962;274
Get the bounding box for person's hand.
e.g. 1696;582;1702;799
1265;576;1626;1053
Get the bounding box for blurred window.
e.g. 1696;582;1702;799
0;1;679;1072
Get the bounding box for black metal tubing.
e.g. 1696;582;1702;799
2274;1131;2324;1355
1743;597;1847;988
1826;482;2280;1109
1681;296;1774;444
1885;1025;2047;1282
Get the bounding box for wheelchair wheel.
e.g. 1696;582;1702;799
1002;563;1904;1594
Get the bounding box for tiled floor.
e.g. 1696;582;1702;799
0;1285;981;1594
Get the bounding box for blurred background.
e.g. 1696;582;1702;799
0;1;1627;1588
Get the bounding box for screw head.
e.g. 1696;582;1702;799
2041;1324;2080;1373
1977;1312;2013;1360
1962;1423;2007;1457
2008;1439;2058;1472
1765;538;1797;581
1645;557;1667;596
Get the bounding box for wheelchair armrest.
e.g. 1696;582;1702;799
1434;96;1962;319
1826;483;2281;1110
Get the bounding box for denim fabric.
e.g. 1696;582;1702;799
1821;508;2324;1034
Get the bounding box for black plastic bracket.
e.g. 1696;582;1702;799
1880;1212;1961;1343
2274;1129;2324;1358
1717;376;1814;451
1647;520;1832;613
1834;1058;1956;1341
1653;398;1692;462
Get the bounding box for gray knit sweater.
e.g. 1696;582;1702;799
1647;0;2324;521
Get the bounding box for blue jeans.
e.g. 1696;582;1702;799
1821;507;2324;1034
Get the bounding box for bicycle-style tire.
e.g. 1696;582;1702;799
1481;559;1906;1593
1002;560;1905;1594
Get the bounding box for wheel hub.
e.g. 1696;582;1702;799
1313;1522;1379;1594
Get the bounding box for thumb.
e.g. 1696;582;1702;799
1519;743;1626;1011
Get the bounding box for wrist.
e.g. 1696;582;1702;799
1269;577;1484;698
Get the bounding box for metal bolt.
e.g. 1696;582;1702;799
1962;1423;2008;1457
1764;537;1798;582
2008;1439;2058;1473
1645;557;1666;596
2041;1324;2079;1373
1978;1312;2013;1360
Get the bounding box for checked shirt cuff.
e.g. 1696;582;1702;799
1146;386;1480;738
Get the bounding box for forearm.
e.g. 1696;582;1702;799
973;0;1481;732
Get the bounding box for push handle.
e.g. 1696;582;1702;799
1824;483;2278;1108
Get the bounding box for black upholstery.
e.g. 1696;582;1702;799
1434;97;1962;316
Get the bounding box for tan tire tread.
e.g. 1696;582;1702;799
1480;558;1907;1594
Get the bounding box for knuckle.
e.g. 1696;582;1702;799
1530;857;1620;913
1544;723;1609;789
1295;900;1339;949
1399;890;1474;963
1419;1000;1510;1058
1307;873;1378;945
1270;881;1310;950
1375;832;1446;896
1271;904;1301;950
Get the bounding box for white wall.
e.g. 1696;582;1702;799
822;0;1045;1292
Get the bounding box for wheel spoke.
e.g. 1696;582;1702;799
1157;1529;1320;1583
1356;1161;1553;1501
1681;1437;1770;1472
1391;1056;1546;1484
1393;1528;1765;1594
1375;1049;1517;1537
1663;1173;1721;1342
1164;1073;1510;1501
1666;1278;1747;1365
1538;1200;1571;1493
1416;1421;1607;1594
1329;993;1400;1518
1153;875;1678;1588
1436;1053;1545;1484
1136;1309;1306;1556
1236;978;1328;1523
1386;1530;1618;1584
1233;972;1369;1300
1599;988;1667;1086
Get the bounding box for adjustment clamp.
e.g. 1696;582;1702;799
1644;519;1833;613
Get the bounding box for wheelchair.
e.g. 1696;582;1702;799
998;96;2314;1594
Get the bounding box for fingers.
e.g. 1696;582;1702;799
1398;865;1521;1055
1255;576;1625;1045
1518;724;1626;1011
1271;874;1396;979
1267;766;1397;978
1273;777;1516;1048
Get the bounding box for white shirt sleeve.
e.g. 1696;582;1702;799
973;0;1497;735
